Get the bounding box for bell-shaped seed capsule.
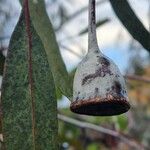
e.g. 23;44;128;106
70;0;130;116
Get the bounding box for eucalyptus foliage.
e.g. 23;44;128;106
0;9;58;149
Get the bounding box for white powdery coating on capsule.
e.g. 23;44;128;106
73;48;129;102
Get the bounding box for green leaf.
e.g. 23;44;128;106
28;0;72;100
117;115;128;130
0;10;58;149
109;0;150;51
56;88;63;100
79;18;110;35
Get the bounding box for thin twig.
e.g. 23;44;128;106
125;75;150;84
56;0;107;31
60;44;83;58
58;114;146;150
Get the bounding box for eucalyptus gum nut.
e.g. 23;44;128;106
70;49;130;116
70;0;130;116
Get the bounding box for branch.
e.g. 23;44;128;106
58;114;146;149
109;0;150;52
56;0;107;31
125;75;150;84
79;18;110;35
60;44;83;59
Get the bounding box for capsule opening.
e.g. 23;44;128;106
70;97;130;116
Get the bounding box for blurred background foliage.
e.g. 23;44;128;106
0;0;150;149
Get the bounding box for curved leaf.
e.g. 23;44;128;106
28;0;72;100
109;0;150;51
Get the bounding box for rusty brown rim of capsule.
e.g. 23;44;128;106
70;96;130;116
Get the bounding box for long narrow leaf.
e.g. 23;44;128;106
109;0;150;51
28;0;72;100
0;9;58;149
